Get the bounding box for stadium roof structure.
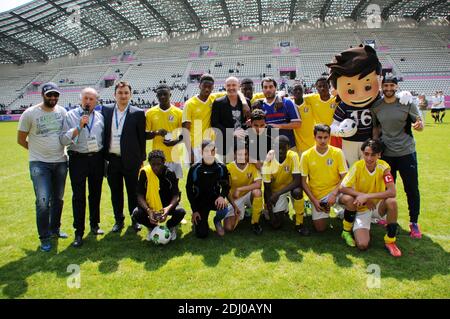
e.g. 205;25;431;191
0;0;449;64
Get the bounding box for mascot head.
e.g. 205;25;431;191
327;45;382;108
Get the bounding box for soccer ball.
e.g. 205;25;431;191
338;118;357;137
148;225;171;245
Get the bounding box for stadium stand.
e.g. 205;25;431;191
0;1;448;111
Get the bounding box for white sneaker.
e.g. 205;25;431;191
180;218;187;225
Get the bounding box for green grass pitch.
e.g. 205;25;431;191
0;112;449;298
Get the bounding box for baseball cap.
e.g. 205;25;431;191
382;76;398;84
42;82;61;96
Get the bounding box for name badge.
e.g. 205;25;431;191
87;136;99;153
111;134;121;151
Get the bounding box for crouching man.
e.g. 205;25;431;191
339;139;401;257
132;150;186;241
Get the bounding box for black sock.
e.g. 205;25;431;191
386;223;398;238
440;112;445;121
344;209;356;222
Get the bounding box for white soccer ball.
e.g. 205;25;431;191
338;118;357;137
149;225;171;245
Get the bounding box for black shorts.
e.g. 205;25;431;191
431;108;445;113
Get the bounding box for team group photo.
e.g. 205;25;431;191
0;0;449;301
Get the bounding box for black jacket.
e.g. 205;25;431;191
186;161;230;212
211;95;250;155
102;104;146;170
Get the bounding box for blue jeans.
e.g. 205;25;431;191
29;161;68;241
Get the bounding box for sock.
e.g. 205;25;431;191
214;207;228;223
386;223;398;239
293;198;305;226
251;196;263;224
440;112;445;121
343;209;356;232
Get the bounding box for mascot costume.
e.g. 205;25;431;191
327;45;412;166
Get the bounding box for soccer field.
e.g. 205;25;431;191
0;114;449;299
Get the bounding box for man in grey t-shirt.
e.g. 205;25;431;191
372;76;424;239
17;82;74;252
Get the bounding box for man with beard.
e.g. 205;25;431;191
17;82;71;252
372;76;424;239
255;77;301;149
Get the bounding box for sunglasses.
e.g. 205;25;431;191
45;92;60;97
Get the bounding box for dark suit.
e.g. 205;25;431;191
102;104;146;224
211;96;250;157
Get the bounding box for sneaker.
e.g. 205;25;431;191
252;223;263;235
180;218;188;225
385;242;402;257
40;241;52;252
377;219;387;226
409;223;422;239
341;231;356;247
295;224;310;236
51;231;68;239
214;220;225;237
169;227;177;241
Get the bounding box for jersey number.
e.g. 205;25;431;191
350;109;372;127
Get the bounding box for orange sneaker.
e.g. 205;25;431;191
385;242;402;257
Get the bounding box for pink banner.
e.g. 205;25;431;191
377;46;390;52
290;47;300;53
0;114;21;121
279;67;296;72
239;35;254;41
272;48;281;55
206;51;217;57
189;52;199;58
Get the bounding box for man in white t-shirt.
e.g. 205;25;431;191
17;82;79;252
431;90;445;123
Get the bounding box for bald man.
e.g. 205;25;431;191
61;87;105;247
211;76;251;162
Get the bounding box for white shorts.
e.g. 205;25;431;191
165;162;183;179
272;193;291;213
342;140;363;167
312;192;342;221
353;202;384;231
225;191;252;220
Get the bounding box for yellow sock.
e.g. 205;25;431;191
384;234;396;244
251;196;263;224
293;198;305;225
343;220;353;232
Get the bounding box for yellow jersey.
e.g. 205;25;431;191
182;92;225;148
305;93;337;126
293;100;316;152
227;162;262;197
300;146;348;199
341;159;391;212
251;92;265;105
146;105;183;163
262;150;300;193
